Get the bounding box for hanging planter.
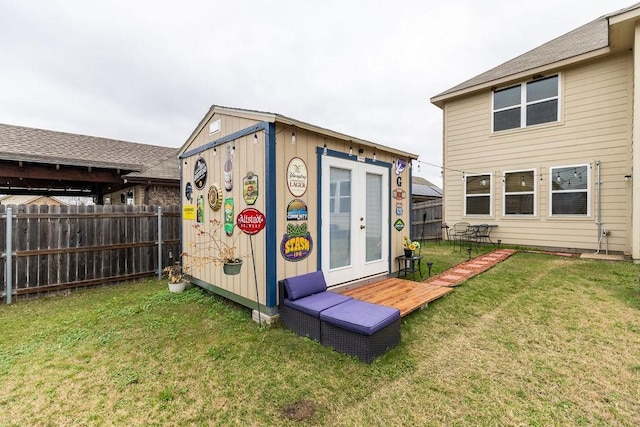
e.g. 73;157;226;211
223;259;243;275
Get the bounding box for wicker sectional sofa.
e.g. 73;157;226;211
279;271;401;363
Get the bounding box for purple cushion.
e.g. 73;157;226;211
283;271;327;301
320;299;401;336
283;292;352;316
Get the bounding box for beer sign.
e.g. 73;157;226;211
237;208;266;235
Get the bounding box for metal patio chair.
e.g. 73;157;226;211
450;222;471;250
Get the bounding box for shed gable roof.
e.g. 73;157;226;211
181;105;418;160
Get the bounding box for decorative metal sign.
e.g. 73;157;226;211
397;176;402;187
286;199;308;221
237;208;266;235
280;223;313;262
394;218;405;231
287;157;308;197
396;203;403;216
395;158;406;175
243;172;259;205
196;195;205;223
224;198;234;236
393;188;407;200
185;182;193;202
224;145;233;192
183;205;195;220
208;183;223;211
194;157;208;190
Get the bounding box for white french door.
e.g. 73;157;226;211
321;156;389;286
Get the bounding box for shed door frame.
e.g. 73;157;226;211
320;154;389;286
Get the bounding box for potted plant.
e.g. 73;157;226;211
403;236;420;257
183;219;246;276
163;262;186;293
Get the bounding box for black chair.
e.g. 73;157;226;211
473;224;492;246
450;222;471;250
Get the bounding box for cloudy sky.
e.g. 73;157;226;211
0;0;635;186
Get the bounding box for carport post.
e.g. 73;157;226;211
5;207;12;304
157;206;162;279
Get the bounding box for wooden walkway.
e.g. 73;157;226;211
340;249;517;317
340;277;453;317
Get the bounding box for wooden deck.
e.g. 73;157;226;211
340;277;453;317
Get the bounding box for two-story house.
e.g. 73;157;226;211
431;3;640;259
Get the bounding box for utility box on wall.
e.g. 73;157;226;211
178;105;417;321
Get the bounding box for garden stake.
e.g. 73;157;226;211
249;234;262;326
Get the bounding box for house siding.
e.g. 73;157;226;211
443;52;633;253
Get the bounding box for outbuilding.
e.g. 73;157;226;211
178;105;417;322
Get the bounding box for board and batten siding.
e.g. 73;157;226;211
443;52;633;253
181;112;268;308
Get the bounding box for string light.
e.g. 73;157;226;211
213;148;217;156
291;127;296;145
323;142;327;156
349;146;353;156
231;145;235;156
254;134;258;144
373;152;377;162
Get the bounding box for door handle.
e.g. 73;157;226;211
360;225;366;229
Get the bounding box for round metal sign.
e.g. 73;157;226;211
237;208;266;235
208;183;223;211
286;157;308;197
194;157;208;190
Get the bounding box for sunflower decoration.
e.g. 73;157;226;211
403;236;421;251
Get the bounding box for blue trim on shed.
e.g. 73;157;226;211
180;122;270;159
265;122;277;307
409;162;414;241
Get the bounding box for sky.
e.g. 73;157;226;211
0;0;635;187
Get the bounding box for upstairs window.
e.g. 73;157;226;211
504;170;535;215
550;165;589;216
493;75;559;132
465;174;491;216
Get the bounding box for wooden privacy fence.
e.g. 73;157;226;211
411;200;443;241
1;204;180;301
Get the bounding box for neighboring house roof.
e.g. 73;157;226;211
0;194;67;205
0;123;177;171
431;3;640;106
412;177;442;198
123;150;180;183
413;184;442;199
182;105;419;160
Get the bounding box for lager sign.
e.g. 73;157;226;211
237;208;266;235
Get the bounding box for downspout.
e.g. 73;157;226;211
595;160;604;254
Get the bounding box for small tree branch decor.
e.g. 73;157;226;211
182;219;247;275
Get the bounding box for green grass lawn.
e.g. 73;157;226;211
1;245;639;426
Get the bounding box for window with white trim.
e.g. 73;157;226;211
465;174;491;215
504;170;535;215
493;75;559;132
504;170;536;215
550;165;589;216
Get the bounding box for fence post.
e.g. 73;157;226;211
5;207;12;304
157;206;162;279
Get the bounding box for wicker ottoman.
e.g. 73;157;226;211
280;291;352;341
320;299;401;363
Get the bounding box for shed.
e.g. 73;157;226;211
178;105;418;322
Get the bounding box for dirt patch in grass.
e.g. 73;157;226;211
281;399;316;422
